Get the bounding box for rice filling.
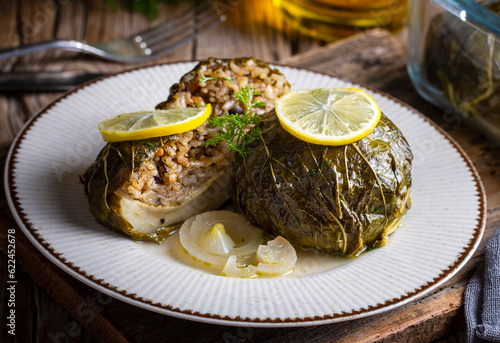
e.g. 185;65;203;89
120;57;290;207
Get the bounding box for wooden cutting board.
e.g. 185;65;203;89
1;29;499;343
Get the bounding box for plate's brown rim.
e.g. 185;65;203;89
5;60;487;325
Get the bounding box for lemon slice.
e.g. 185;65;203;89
98;104;211;142
275;88;381;145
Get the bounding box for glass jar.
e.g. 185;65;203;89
273;0;407;41
407;0;500;143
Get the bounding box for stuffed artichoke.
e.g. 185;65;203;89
233;113;413;257
83;57;290;242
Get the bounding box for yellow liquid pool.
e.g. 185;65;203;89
141;231;352;278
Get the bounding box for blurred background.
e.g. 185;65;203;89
0;0;409;147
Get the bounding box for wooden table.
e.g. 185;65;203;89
1;1;499;342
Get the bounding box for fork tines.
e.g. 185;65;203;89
133;4;225;57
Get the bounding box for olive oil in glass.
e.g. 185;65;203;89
273;0;407;41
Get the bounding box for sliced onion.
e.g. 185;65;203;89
256;236;297;276
190;210;263;257
179;216;228;266
198;223;235;255
222;255;257;278
179;210;263;267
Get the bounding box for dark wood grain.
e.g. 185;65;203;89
1;2;498;343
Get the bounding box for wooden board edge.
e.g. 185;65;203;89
0;205;129;343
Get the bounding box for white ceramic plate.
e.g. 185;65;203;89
5;62;486;327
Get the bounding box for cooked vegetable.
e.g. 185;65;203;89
255;236;297;276
83;137;231;241
198;223;236;256
233;113;413;258
222;255;257;278
222;235;298;278
424;2;500;139
179;211;297;277
179;210;264;267
83;57;289;241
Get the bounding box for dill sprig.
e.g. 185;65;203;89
198;71;217;83
205;86;263;156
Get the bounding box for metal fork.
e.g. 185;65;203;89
0;4;224;63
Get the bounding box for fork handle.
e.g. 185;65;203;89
0;40;95;61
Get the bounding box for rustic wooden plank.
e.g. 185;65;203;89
437;331;468;343
78;0;195;71
150;3;196;62
0;252;99;343
12;0;58;71
44;0;87;72
11;262;36;343
0;1;19;48
0;235;99;343
282;28;408;92
33;282;102;343
0;252;16;342
19;92;61;118
0;95;28;146
335;282;467;342
0;1;19;72
56;0;87;40
0;214;123;343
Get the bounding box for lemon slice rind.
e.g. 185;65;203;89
275;88;381;146
98;104;211;142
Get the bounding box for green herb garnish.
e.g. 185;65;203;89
198;71;217;83
205;86;263;156
372;206;382;214
198;71;235;84
311;88;322;94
